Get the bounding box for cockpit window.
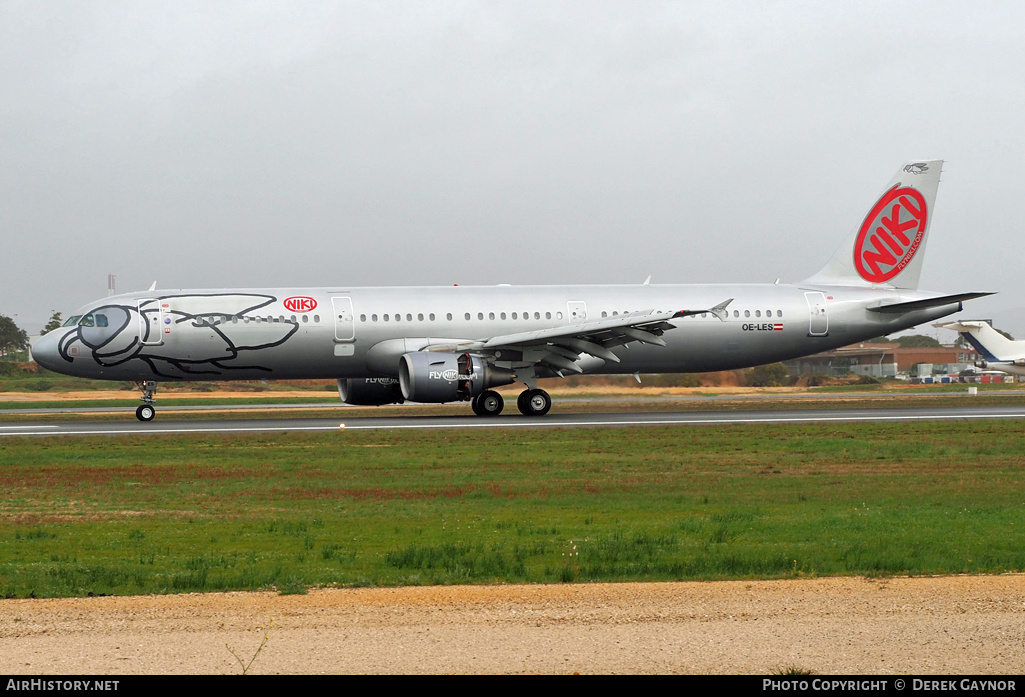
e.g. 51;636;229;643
78;313;108;328
63;316;82;327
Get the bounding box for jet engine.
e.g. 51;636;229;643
399;352;514;403
337;378;404;406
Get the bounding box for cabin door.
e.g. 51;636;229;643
136;299;166;345
805;292;828;336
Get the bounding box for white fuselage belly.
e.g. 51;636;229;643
43;283;962;382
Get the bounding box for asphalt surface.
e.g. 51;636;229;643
4;404;1025;437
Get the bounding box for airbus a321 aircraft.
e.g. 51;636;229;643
33;160;989;421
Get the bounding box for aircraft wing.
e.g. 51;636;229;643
426;299;733;376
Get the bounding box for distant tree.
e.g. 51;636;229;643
40;311;63;335
995;327;1015;341
894;334;941;348
0;315;29;359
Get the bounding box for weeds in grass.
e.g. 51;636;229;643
226;618;273;675
771;665;815;675
560;540;580;583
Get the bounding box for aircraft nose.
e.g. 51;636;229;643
31;330;66;372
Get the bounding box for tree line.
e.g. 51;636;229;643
0;311;62;360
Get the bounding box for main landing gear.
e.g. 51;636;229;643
134;380;157;422
517;388;552;416
471;388;552;417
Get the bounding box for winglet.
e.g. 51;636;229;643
674;298;733;322
708;298;733;322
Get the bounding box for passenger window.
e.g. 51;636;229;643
407;314;413;321
733;310;739;318
372;314;378;322
545;312;551;320
777;310;783;317
511;312;517;320
478;313;484;320
745;310;750;318
418;313;424;321
756;311;761;317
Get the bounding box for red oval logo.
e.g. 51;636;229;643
283;296;317;313
853;185;928;283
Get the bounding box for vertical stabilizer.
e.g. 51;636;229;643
804;160;943;290
937;321;1021;362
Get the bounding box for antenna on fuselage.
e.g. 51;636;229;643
107;274;116;297
147;281;157;291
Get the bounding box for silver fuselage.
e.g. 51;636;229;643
33;282;963;382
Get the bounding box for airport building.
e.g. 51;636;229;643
784;342;979;379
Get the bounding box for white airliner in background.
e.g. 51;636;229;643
33;160;989;421
937;321;1025;376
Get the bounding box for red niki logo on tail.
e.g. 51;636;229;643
853;184;928;283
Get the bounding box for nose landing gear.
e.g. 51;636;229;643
134;381;157;421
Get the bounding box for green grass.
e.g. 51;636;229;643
2;421;1024;598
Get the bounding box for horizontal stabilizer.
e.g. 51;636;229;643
867;292;993;314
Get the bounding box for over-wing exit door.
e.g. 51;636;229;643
332;297;354;342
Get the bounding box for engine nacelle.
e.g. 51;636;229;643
399;352;515;403
337;378;404;406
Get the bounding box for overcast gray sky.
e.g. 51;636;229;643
3;1;1024;336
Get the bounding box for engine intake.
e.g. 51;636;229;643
399;352;514;403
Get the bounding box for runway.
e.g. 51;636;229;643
4;404;1025;437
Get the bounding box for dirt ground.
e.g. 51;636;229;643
1;575;1023;675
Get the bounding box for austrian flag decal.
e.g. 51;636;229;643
853;185;928;283
773;323;783;331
